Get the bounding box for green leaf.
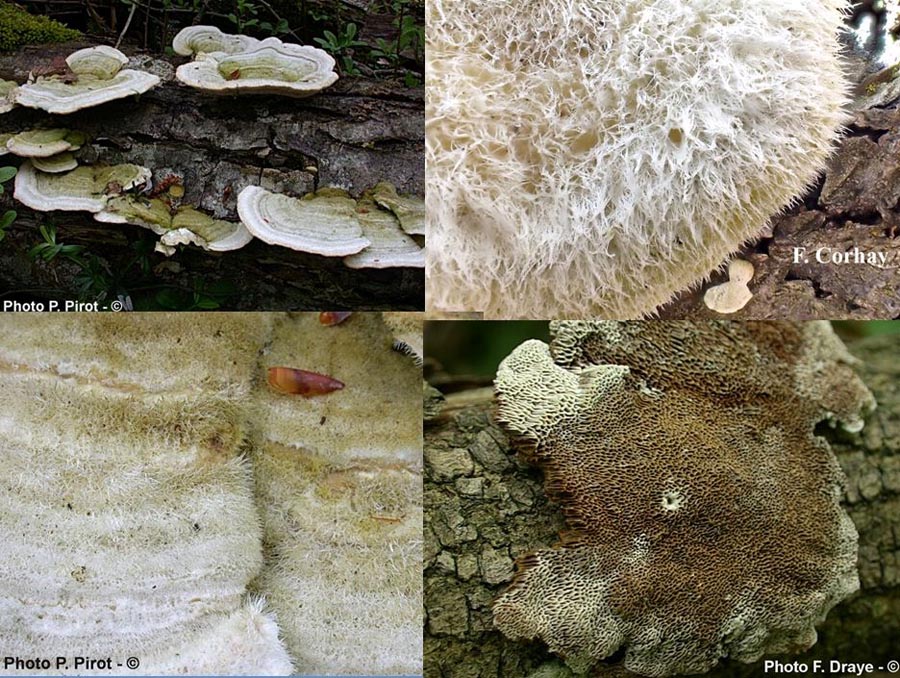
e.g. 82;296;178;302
0;166;17;184
0;209;15;229
195;298;221;310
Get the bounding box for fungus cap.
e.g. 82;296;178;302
343;199;425;269
0;79;18;114
31;152;78;174
5;128;85;158
172;25;261;56
372;182;426;236
66;45;129;78
427;0;851;317
175;44;337;97
16;47;160;115
381;312;424;366
14;161;151;213
236;185;369;255
493;321;875;676
703;259;755;314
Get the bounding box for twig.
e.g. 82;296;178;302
115;0;139;48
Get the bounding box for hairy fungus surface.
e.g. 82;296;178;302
427;0;851;318
0;313;423;675
493;321;875;677
15;46;160;115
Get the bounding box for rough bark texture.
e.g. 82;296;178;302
0;43;424;310
423;333;900;678
658;83;900;320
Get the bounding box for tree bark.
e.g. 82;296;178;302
0;43;423;310
424;333;900;678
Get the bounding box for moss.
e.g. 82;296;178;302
0;2;80;52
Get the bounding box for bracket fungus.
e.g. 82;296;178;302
237;185;370;255
175;43;337;97
703;259;755;314
427;0;851;317
172;25;261;56
493;321;875;677
372;182;426;237
382;311;424;366
15;46;160;114
14;161;151;213
344;198;425;269
96;195;253;255
0;79;18;114
30;152;78;173
4;128;85;158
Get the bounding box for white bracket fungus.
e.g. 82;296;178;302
372;182;425;237
96;195;252;255
237;185;370;255
31;152;78;173
172;25;262;56
176;43;337;97
0;79;18;114
14;161;151;213
15;46;160;114
703;259;755;314
4;128;85;158
344;198;425;269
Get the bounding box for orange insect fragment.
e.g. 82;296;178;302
319;311;353;326
267;367;344;396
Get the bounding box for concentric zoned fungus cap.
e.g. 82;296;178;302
31;152;78;173
176;43;337;97
4;128;85;158
382;311;424;365
344;198;425;269
14;161;151;213
703;259;755;314
15;46;160;114
427;0;851;318
493;321;876;677
236;185;370;255
172;25;261;56
372;182;425;237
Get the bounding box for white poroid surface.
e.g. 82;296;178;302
427;0;851;317
250;313;423;675
175;43;338;97
237;185;370;255
0;314;292;675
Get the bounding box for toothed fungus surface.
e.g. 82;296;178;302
493;321;875;677
427;0;851;317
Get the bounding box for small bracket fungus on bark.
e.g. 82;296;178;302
15;46;160;114
4;128;85;158
344;198;425;269
236;185;371;255
703;259;755;314
172;25;261;56
96;195;253;255
14;160;151;213
30;152;78;173
493;321;876;677
372;182;426;237
0;79;18;114
175;43;337;97
427;0;851;318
